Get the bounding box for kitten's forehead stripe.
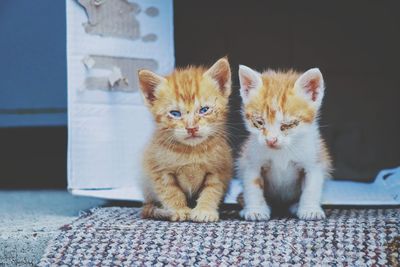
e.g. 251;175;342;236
171;74;179;101
195;71;200;99
167;68;205;107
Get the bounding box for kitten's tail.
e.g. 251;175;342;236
141;203;173;220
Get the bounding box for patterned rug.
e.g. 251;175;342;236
39;207;400;266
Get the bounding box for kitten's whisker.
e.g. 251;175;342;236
318;124;331;128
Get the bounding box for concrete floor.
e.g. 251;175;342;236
0;191;106;267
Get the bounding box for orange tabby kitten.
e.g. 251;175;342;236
138;58;233;222
237;66;332;221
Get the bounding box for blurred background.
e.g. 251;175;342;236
1;0;399;189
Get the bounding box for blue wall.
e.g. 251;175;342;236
0;0;67;126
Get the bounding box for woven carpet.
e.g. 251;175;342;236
39;207;400;266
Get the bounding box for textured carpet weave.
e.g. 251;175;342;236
39;207;400;266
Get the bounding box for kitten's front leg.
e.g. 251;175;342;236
297;167;326;220
153;173;191;221
190;173;227;222
240;167;271;221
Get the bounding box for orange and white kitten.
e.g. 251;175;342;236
138;58;233;222
237;65;332;221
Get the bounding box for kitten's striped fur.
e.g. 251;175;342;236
138;58;233;222
237;66;332;221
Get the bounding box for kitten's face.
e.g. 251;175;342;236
239;66;325;150
139;58;231;146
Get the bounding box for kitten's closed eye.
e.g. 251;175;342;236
252;118;264;128
280;120;299;131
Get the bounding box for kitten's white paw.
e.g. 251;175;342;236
240;205;271;221
297;205;325;220
190;207;219;222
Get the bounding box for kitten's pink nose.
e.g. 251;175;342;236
186;126;199;136
266;137;278;147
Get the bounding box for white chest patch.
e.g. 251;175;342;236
256;148;305;203
265;159;303;202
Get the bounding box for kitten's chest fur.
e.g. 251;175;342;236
262;158;303;203
144;136;232;199
175;164;208;198
244;135;316;203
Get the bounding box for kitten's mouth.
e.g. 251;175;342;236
266;143;280;149
185;135;203;140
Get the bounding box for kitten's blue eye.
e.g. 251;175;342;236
169;110;181;118
199;106;210;115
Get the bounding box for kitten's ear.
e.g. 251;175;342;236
294;68;325;107
238;65;262;103
204;57;231;97
138;69;166;105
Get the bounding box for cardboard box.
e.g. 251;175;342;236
67;0;174;200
